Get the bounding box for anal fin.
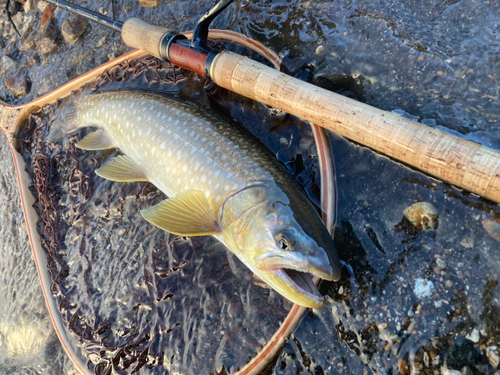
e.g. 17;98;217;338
96;155;147;182
141;190;221;236
77;129;115;150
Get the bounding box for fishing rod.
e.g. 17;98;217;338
34;0;500;204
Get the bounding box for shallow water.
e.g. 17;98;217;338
1;0;500;374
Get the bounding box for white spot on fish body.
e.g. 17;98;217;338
183;129;188;135
159;128;163;134
174;120;179;125
194;161;200;171
201;175;206;182
168;116;172;122
191;147;196;154
147;115;151;121
214;183;220;190
150;105;154;110
182;165;187;172
142;107;147;112
157;112;161;118
177;150;182;159
201;137;207;143
139;129;142;136
167;149;172;157
174;134;179;140
161;142;166;149
190;131;195;138
214;170;220;177
147;127;152;135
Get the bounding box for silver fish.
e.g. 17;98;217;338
49;90;341;308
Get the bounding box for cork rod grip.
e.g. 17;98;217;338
211;51;500;203
121;18;170;60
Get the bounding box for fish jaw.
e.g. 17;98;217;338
220;185;338;309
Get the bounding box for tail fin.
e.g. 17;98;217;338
47;90;89;142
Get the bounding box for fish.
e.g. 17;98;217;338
48;90;341;308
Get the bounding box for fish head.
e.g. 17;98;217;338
223;187;341;309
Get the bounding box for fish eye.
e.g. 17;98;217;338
278;237;290;250
276;230;297;251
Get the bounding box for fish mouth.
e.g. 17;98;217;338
255;255;331;307
277;268;322;299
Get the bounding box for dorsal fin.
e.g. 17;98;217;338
141;190;221;236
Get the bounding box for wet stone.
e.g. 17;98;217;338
139;0;162;7
61;15;87;44
37;37;58;56
0;55;15;75
482;217;500;242
403;201;439;230
4;73;30;98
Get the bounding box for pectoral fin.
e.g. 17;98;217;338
76;129;116;150
141;190;221;236
96;155;147;182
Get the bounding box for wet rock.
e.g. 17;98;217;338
39;5;53;33
37;37;58;56
20;34;37;51
316;45;326;55
414;278;434;298
139;0;162;7
37;0;50;11
482;217;500;242
403;201;439;230
72;53;86;65
5;72;30;98
0;55;16;75
24;0;35;13
465;329;480;343
436;257;447;269
96;36;106;48
487;346;500;368
61;15;87;44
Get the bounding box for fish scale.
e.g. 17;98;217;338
80;91;274;205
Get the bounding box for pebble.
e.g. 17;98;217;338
96;36;107;48
465;328;480;343
436;258;446;269
139;0;162;6
4;73;30;98
37;0;50;11
445;280;453;288
316;45;326;55
486;346;499;368
0;56;16;76
403;202;439;230
482;217;500;242
24;0;36;13
38;37;58;56
414;278;434;298
62;15;88;44
460;237;474;248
